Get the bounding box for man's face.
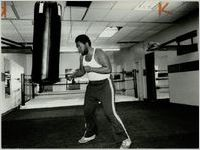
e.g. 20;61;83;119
76;41;88;55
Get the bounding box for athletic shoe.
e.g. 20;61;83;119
78;134;96;144
120;138;132;149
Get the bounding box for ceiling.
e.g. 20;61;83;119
1;0;199;52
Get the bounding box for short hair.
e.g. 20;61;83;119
75;34;91;46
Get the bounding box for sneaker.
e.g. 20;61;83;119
78;134;96;144
120;138;132;149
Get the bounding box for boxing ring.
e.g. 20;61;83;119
20;69;139;109
21;92;138;109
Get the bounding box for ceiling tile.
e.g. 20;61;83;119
112;1;140;10
140;10;159;22
12;20;33;34
150;24;172;31
68;21;91;38
1;20;23;42
103;9;131;21
61;21;71;33
122;10;149;22
174;2;198;12
86;33;99;42
1;20;13;33
84;8;110;21
163;1;184;11
71;21;91;30
126;22;158;30
89;1;116;9
121;36;136;41
123;30;145;40
2;1;198;50
134;30;159;41
14;1;35;19
94;38;110;44
3;4;16;19
109;26;136;42
156;10;189;22
63;7;87;20
108;22;126;27
71;30;87;39
86;22;108;36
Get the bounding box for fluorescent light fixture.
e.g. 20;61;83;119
99;27;119;38
103;48;120;51
60;47;120;52
135;0;159;10
60;47;78;53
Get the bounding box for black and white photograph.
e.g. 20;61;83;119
0;0;199;148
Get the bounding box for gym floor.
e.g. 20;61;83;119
2;101;199;148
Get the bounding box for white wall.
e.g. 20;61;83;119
1;58;24;114
3;54;26;72
150;14;198;106
0;51;4;114
59;52;80;75
120;44;147;99
111;49;138;96
169;71;198;105
127;12;199;105
1;53;27;114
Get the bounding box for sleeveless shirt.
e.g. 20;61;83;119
83;48;110;81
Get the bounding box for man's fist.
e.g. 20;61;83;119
84;66;92;73
66;74;73;81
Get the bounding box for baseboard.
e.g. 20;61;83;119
1;105;20;118
143;98;170;103
170;102;199;107
157;98;170;102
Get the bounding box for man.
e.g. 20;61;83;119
69;34;132;148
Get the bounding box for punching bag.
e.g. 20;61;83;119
32;2;61;84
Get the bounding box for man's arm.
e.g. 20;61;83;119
84;49;112;74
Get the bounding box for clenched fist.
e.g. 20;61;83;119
84;66;92;73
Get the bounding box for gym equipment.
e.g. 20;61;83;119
21;69;138;105
32;2;62;84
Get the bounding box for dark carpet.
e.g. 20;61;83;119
2;101;199;148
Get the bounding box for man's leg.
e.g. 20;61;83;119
79;85;98;143
100;79;131;147
84;96;98;137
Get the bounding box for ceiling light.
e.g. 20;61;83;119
60;47;78;53
103;48;120;51
99;27;121;38
60;47;120;52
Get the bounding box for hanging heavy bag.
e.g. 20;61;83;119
32;1;62;84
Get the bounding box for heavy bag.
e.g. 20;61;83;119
32;2;61;84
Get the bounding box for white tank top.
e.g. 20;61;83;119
83;48;110;81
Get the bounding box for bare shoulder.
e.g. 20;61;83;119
95;48;110;65
95;48;106;57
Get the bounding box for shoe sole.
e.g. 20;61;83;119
78;135;96;144
120;141;132;149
